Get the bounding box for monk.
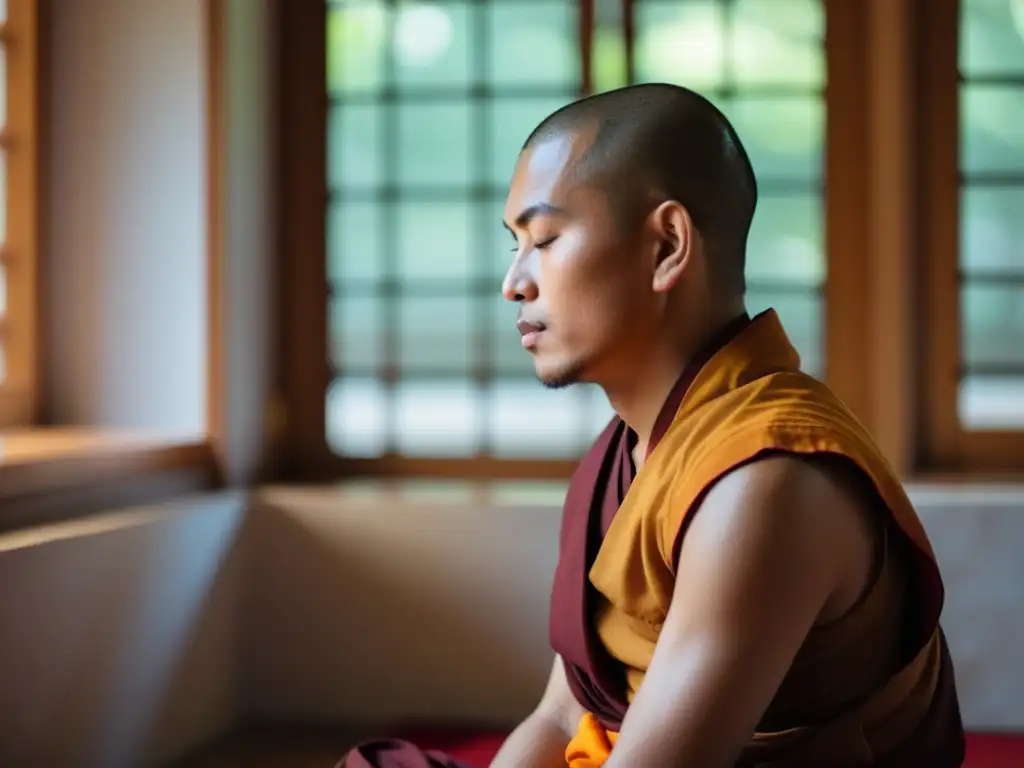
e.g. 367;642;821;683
340;83;966;767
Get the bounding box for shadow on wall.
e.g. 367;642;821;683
0;494;248;768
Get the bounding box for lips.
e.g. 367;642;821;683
516;319;545;349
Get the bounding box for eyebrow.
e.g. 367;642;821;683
503;202;570;235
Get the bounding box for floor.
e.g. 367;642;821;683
178;727;1024;768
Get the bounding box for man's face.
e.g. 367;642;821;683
502;133;655;388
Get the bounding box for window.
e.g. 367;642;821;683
958;0;1024;428
0;0;39;429
280;0;1024;479
921;0;1024;472
318;0;826;476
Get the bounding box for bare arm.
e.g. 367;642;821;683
604;455;873;768
489;655;588;768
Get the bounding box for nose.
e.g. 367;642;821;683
502;262;539;303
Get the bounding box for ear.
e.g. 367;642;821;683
649;200;695;294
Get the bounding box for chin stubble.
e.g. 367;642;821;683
537;364;584;391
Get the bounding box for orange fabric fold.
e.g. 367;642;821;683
565;713;617;768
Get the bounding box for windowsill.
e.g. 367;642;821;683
6;429;1017;523
0;427;220;530
260;478;573;509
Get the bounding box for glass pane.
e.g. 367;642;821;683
747;292;823;378
398;295;473;373
330;296;383;373
328;104;383;190
961;85;1024;174
635;1;727;90
962;284;1024;368
961;187;1024;276
396;201;472;280
489;97;573;186
393;1;472;88
961;0;1024;76
593;0;628;92
636;0;823;90
593;31;628;94
959;375;1024;429
327;376;388;457
394;378;481;456
397;101;473;186
488;2;579;88
487;378;589;457
328;202;384;283
488;291;535;375
746;194;824;287
489;196;515;280
327;1;387;95
0;1;6;22
723;97;824;182
731;0;824;87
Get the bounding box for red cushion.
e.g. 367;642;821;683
964;733;1024;767
402;729;1024;767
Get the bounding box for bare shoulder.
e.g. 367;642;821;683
625;452;885;765
679;452;879;622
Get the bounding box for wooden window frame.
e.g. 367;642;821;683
279;0;1024;483
918;0;1024;475
0;0;40;429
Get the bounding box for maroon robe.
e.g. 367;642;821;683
340;739;476;768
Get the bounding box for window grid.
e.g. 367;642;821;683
327;0;588;460
956;0;1024;429
325;0;826;462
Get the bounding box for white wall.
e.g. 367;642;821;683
0;493;248;768
244;485;1024;733
911;486;1024;730
44;0;207;436
242;486;564;728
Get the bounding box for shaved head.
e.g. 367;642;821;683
522;83;757;297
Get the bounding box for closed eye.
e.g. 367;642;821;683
508;236;558;252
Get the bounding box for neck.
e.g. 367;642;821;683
602;306;745;463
